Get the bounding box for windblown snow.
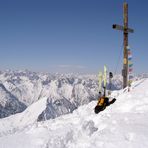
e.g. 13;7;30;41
0;77;148;148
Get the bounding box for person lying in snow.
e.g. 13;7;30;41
94;96;116;114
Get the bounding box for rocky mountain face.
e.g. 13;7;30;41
0;70;123;120
0;83;26;118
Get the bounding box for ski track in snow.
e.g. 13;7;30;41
0;78;148;148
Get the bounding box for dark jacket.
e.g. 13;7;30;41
94;96;116;114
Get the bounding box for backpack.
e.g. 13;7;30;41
97;97;105;106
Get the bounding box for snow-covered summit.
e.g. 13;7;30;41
0;77;148;148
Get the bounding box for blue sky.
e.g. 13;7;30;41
0;0;147;74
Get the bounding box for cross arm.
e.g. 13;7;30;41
112;24;134;33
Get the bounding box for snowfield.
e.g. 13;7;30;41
0;78;148;148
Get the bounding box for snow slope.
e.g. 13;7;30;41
0;97;47;135
0;78;148;148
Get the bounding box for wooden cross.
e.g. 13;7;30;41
112;2;134;88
